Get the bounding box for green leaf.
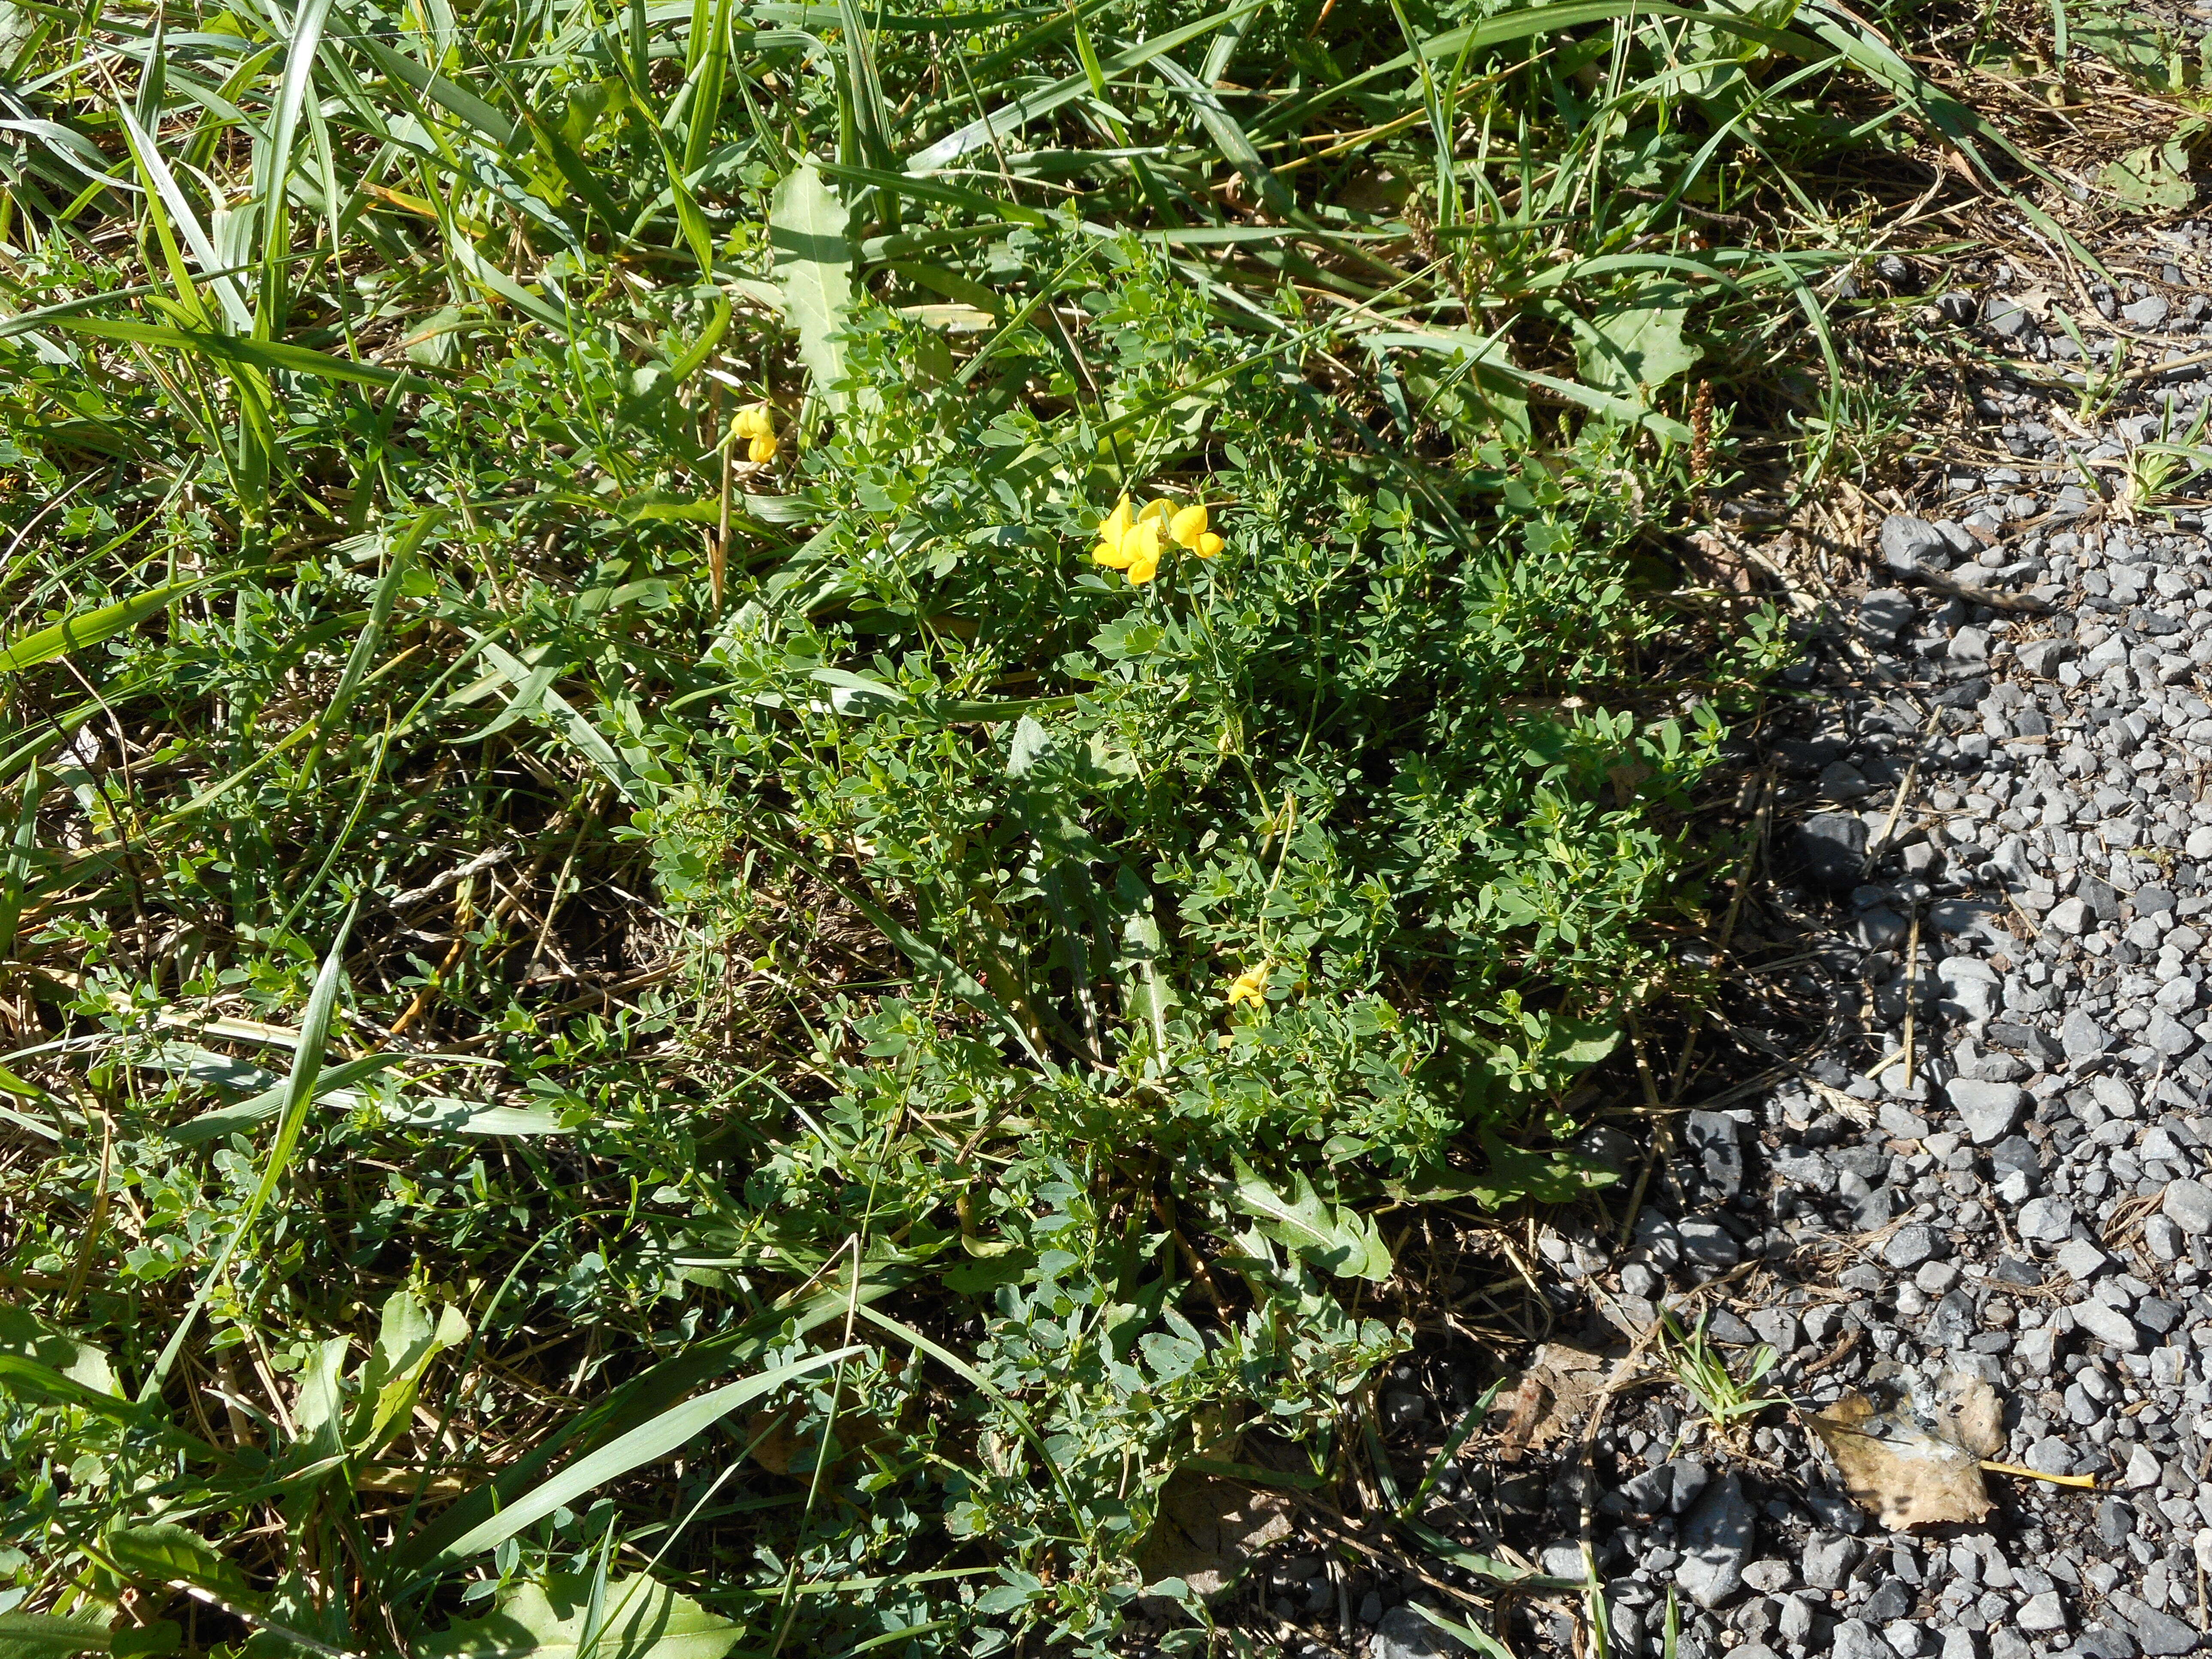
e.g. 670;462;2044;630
1544;1013;1622;1074
1366;327;1692;441
1576;286;1702;397
109;1625;178;1659
103;1524;261;1611
1226;1158;1392;1281
291;1335;351;1461
416;1574;741;1659
289;509;441;798
2099;138;2194;213
37;317;442;392
427;1343;863;1565
769;158;854;413
1404;1599;1517;1659
1462;1131;1621;1210
167;1052;406;1145
352;1289;470;1455
0;1611;114;1659
905;0;1265;171
0;580;204;675
0;1306;115;1395
143;909;356;1398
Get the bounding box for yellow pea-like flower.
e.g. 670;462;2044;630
733;404;775;441
1194;531;1225;558
1168;503;1209;549
1092;496;1136;567
1123;517;1163;585
1226;965;1270;1007
747;433;779;464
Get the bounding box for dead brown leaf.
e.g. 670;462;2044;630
1136;1471;1294;1607
1933;1371;2005;1461
1803;1375;1999;1530
1493;1342;1616;1458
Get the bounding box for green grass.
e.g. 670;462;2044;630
0;0;2019;1651
1656;1311;1789;1446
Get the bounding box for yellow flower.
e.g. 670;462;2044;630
1088;492;1225;580
1092;495;1136;568
1123;517;1162;585
1225;965;1270;1007
1168;503;1225;558
735;403;778;464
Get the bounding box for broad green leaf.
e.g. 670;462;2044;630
1226;1158;1392;1281
2100;139;2194;213
0;580;204;675
352;1289;470;1455
292;1334;350;1460
1576;286;1702;397
1365;328;1692;441
1452;1130;1621;1210
103;1524;261;1610
1544;1013;1622;1073
107;1624;177;1659
769;158;854;412
0;1610;113;1659
0;1306;116;1395
418;1575;740;1659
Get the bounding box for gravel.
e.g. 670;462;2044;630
1677;1472;1755;1608
1585;303;2212;1652
1304;254;2212;1659
1371;1604;1468;1658
1948;1077;2028;1142
2164;1178;2212;1234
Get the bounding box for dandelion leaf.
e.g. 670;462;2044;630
0;1305;115;1395
1578;283;1702;397
0;1609;118;1659
1227;1158;1392;1281
2100;138;2194;213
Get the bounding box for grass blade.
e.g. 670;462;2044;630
289;509;441;797
905;0;1264;173
253;0;337;335
0;578;206;675
425;1343;865;1566
142;905;356;1398
41;315;442;390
